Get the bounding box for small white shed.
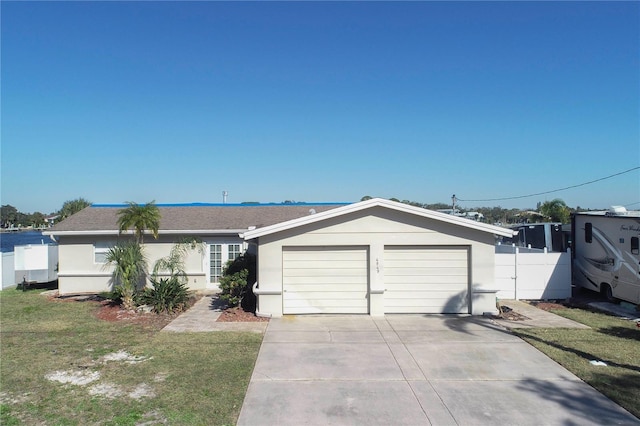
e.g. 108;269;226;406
14;244;58;285
244;198;515;317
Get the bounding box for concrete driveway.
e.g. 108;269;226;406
237;315;638;425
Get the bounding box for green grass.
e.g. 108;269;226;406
513;306;640;419
0;289;262;425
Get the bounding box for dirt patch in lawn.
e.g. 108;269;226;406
217;306;269;322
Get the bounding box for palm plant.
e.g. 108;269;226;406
152;237;204;285
105;241;147;310
117;201;161;244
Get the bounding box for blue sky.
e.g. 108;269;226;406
2;1;638;214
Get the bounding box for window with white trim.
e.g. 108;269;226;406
208;243;245;283
94;242;113;263
210;244;223;283
229;244;242;261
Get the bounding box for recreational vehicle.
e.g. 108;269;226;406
500;222;569;252
572;207;640;305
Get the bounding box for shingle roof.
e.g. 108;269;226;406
46;204;348;235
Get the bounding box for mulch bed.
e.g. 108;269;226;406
93;299;179;328
217;306;269;322
46;291;268;326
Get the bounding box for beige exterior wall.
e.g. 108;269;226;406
252;207;497;317
56;235;242;295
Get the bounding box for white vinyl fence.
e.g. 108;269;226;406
495;246;571;300
1;252;16;290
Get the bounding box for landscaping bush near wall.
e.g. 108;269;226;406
219;253;257;312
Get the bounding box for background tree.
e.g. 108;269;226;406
539;199;571;223
30;212;46;227
58;197;91;220
424;202;451;210
117;201;161;244
1;205;18;227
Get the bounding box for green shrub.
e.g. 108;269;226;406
218;253;257;310
218;269;249;307
141;277;190;314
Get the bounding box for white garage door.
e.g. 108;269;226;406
384;246;469;314
283;246;369;314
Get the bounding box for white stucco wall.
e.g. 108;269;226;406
252;207;497;317
55;235;238;295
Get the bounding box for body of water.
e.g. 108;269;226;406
1;231;53;253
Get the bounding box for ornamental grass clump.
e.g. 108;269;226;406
141;277;190;314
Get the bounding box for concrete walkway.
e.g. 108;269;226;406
492;299;591;329
160;293;268;333
237;314;638;426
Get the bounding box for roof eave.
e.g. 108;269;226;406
243;198;516;240
43;229;248;237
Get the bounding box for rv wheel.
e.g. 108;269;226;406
602;284;618;304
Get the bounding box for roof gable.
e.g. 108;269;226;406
242;198;516;239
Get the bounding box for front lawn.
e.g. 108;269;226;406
513;306;640;419
0;289;262;425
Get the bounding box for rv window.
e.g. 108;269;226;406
632;237;639;255
585;223;592;243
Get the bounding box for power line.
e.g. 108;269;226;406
456;166;640;203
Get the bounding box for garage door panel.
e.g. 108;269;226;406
384;298;460;307
384;259;466;268
384;300;467;314
284;293;367;304
285;283;366;293
384;267;468;277
284;268;366;278
385;248;467;260
385;276;469;286
283;277;368;286
284;306;369;315
283;246;369;314
385;290;468;299
284;249;366;262
384;283;469;292
384;246;469;314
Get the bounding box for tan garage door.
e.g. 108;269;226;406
384;246;469;314
283;246;369;314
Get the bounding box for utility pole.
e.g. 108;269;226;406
451;194;457;214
